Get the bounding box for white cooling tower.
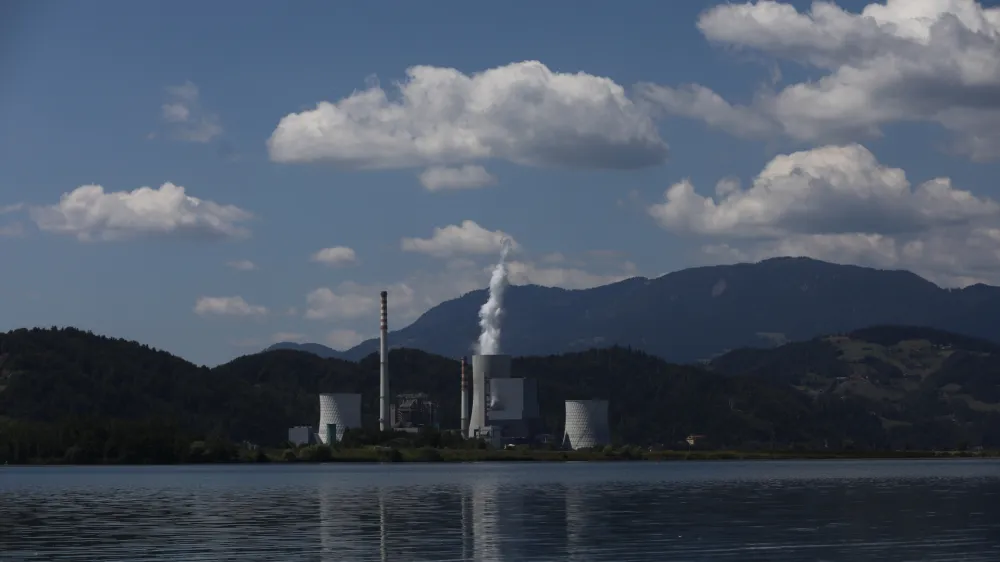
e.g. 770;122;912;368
318;393;362;444
467;354;511;439
563;400;611;450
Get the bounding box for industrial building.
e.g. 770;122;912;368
318;393;362;444
391;392;439;430
287;425;315;446
563;399;611;450
465;354;540;443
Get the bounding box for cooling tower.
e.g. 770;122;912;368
467;354;511;439
563;400;610;450
318;393;362;444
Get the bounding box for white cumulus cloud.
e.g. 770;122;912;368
401;220;520;258
29;182;253;241
161;81;223;143
310;246;357;266
418;165;498;191
639;0;1000;160
649;144;996;237
651;143;1000;287
194;296;268;317
267;60;668;170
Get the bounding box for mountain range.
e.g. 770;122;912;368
269;257;1000;362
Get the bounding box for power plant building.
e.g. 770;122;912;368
391;393;439;430
466;354;539;442
563;400;611;450
287;425;315;446
318;393;362;444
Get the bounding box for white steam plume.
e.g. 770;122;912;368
477;237;512;355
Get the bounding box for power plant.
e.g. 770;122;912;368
465;353;540;443
390;393;439;430
317;393;362;444
563;400;611;450
286;246;613;449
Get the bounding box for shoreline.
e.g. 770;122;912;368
6;447;999;466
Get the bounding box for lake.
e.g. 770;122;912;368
2;460;999;561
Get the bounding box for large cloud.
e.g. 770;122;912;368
650;143;1000;286
268;60;668;170
639;0;1000;160
649;144;996;237
30;182;253;241
401;220;520;258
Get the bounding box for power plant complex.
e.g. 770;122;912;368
287;274;611;449
463;353;540;443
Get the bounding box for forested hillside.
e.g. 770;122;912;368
709;326;1000;449
2;325;999;464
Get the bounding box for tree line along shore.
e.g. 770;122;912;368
4;422;997;466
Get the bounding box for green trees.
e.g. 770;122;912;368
1;325;998;463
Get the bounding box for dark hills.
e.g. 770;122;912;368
268;257;1000;363
707;324;1000;448
3;324;1000;457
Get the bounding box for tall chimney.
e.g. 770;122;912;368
460;356;469;436
379;290;389;432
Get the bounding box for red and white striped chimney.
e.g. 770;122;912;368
460;356;469;436
379;291;389;432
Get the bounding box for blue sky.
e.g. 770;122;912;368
3;0;1000;366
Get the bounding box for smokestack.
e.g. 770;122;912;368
460;356;469;436
379;290;389;432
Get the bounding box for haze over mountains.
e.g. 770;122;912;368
268;257;1000;363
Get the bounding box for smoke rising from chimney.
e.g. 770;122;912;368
476;237;512;355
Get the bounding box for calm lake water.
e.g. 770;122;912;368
1;460;999;561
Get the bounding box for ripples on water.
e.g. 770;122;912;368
1;460;999;561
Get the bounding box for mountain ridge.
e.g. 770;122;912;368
269;257;1000;362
